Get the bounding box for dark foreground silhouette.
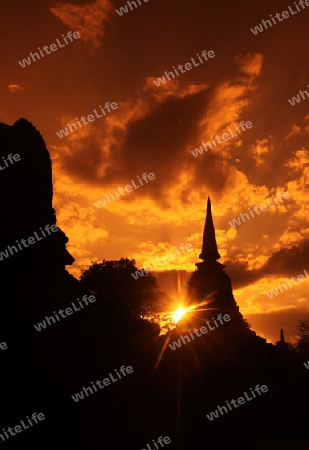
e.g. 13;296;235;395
1;119;309;449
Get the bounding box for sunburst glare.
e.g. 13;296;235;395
173;307;187;323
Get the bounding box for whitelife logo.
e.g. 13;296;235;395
131;243;193;280
206;384;269;421
0;153;21;171
0;224;58;261
228;191;290;229
303;360;309;369
18;31;80;68
250;0;309;35
0;412;45;444
169;313;231;351
265;270;309;299
153;50;215;87
288;85;309;106
71;365;134;402
33;295;96;331
141;435;172;450
93;172;155;209
190;121;253;157
116;0;150;16
56;102;118;139
0;341;8;351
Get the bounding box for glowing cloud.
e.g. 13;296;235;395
50;0;113;49
8;84;24;93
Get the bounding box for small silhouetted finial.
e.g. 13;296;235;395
199;197;221;261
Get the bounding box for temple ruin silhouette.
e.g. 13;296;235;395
179;197;266;345
2;118;309;448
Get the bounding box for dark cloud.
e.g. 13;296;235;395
121;90;208;181
59;136;104;183
226;239;309;289
266;239;309;274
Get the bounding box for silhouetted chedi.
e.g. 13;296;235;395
184;197;265;343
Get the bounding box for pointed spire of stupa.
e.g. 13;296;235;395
199;197;221;261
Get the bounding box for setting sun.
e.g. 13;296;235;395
173;307;186;323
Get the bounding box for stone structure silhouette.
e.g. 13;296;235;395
183;197;265;342
276;328;289;351
187;198;244;319
0;118;161;447
0;118;74;278
0;119;96;445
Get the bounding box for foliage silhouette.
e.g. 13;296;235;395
295;320;309;356
80;257;166;318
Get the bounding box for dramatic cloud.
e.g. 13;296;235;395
3;0;309;342
50;0;113;48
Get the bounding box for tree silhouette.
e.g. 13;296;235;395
296;320;309;355
80;257;163;317
297;320;309;339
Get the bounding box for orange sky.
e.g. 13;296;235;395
2;0;309;343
